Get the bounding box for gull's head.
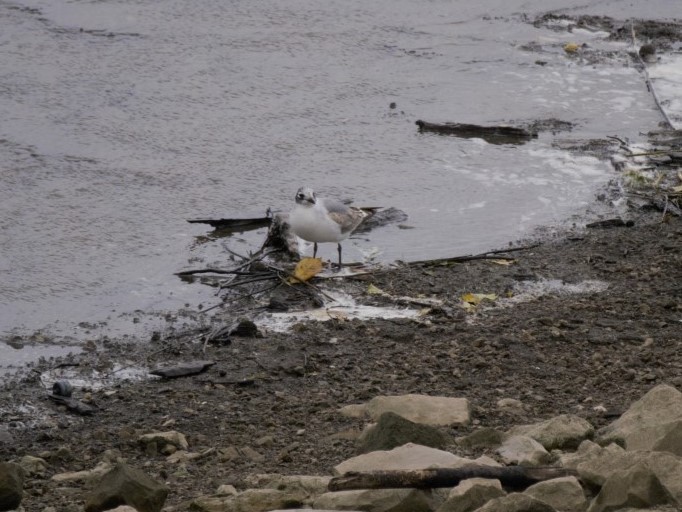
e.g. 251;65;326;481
295;187;316;206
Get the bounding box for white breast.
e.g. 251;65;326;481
289;204;346;243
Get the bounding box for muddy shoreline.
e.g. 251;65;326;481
1;202;680;510
2;9;682;511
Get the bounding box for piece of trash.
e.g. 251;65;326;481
48;394;97;416
149;360;216;379
52;381;73;397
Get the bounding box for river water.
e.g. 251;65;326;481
0;0;678;355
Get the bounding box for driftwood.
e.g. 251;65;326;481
187;214;272;231
416;120;537;145
328;466;577;492
586;218;635;229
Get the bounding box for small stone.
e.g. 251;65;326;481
255;435;275;447
215;484;238;496
240;446;265;462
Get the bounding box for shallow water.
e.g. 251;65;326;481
0;0;678;351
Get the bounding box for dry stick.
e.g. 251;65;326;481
328;466;577;492
201;282;282;314
411;243;540;266
630;22;676;130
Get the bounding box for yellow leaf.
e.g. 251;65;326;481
564;42;580;54
461;293;498;305
288;257;322;283
367;284;386;295
489;259;515;266
672;185;682;193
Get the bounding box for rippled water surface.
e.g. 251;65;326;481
1;0;678;342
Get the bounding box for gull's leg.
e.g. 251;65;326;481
313;242;318;258
337;243;343;270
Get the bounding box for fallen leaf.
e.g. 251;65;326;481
564;42;580;53
461;293;498;306
288;257;323;283
367;284;387;295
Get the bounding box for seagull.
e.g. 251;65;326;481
288;187;369;268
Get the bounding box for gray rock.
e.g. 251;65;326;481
496;435;553;466
456;427;505;450
314;488;433;512
508;414;594;450
497;398;527;415
51;462;112;483
559;440;605;470
334;443;475;475
436;478;506;512
597;384;682;454
18;455;49;477
190;488;307;512
568;446;682;506
476;493;557;512
524;476;586;512
0;429;13;445
358;412;449;453
365;394;471;427
84;462;169;512
241;473;331;502
587;461;673;512
0;462;24;511
138;430;189;452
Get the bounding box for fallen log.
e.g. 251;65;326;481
328;466;577;492
416;120;537;145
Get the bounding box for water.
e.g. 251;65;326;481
0;0;677;348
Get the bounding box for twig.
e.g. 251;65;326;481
630;22;675;130
411;243;540;266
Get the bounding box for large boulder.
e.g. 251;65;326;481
358;412;450;453
587;461;673;512
84;463;169;512
508;414;594;450
562;443;682;506
334;443;475;475
597;384;682;454
524;476;586;512
313;488;433;512
436;478;506;512
0;462;24;511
